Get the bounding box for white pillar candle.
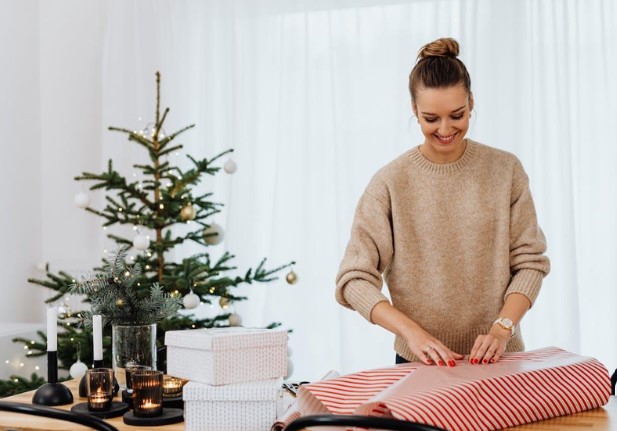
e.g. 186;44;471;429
93;314;103;361
47;306;57;351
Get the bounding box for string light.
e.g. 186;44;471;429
23;346;27;350
19;363;24;367
159;204;164;209
4;360;9;364
30;340;35;345
35;366;40;371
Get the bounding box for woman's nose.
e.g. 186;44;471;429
438;120;452;136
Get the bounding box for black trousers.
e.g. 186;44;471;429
395;354;409;364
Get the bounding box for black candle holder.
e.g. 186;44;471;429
32;351;74;406
78;360;120;398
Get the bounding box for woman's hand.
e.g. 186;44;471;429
402;325;465;367
469;325;510;364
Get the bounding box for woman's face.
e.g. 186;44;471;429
413;85;473;164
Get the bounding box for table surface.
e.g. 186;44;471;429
0;379;615;430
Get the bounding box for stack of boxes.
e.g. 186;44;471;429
165;327;288;431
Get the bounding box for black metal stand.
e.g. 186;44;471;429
79;360;119;398
32;351;74;406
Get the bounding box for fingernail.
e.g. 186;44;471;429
448;360;455;367
438;360;445;366
482;359;488;364
471;358;478;364
490;358;495;363
426;360;432;365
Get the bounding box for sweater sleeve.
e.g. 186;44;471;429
505;159;550;305
335;189;393;322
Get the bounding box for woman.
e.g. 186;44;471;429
335;38;550;367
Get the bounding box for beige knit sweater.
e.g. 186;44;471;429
335;140;550;361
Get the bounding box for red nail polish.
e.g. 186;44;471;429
426;360;432;364
482;359;488;364
438;360;445;366
448;360;455;367
471;358;478;364
490;358;495;363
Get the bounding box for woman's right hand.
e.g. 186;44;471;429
370;301;463;367
402;324;464;367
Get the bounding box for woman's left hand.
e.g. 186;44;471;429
469;326;510;365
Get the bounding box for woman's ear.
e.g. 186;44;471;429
412;103;418;119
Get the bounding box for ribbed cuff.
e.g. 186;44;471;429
341;280;389;323
505;269;544;306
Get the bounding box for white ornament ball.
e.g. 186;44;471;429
285;359;294;379
69;360;88;379
183;291;200;309
224;158;237;174
228;313;242;327
74;192;90;209
133;234;150;251
203;223;224;245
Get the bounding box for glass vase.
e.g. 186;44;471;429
112;323;157;388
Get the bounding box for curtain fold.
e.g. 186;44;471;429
100;0;617;379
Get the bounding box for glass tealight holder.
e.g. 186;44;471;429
86;368;114;412
125;364;152;393
162;376;187;398
132;370;163;418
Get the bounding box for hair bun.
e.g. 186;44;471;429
417;38;460;60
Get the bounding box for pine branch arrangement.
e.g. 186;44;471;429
70;247;181;326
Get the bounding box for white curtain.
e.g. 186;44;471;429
98;0;617;379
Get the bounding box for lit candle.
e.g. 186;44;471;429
92;315;103;361
88;387;111;411
46;306;57;351
162;377;184;398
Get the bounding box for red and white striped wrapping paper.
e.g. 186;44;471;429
284;347;611;431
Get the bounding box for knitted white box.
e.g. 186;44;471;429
183;378;282;431
165;327;287;385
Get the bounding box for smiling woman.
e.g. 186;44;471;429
335;37;550;368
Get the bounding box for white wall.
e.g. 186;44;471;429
0;0;43;324
0;0;108;324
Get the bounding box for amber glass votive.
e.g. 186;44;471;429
162;376;187;398
125;364;151;392
132;370;163;418
86;368;114;412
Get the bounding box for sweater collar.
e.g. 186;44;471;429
409;139;478;175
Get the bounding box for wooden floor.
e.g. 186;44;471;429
0;379;615;430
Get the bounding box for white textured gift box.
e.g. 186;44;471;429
165;327;287;385
184;377;282;431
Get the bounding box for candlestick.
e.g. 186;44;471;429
32;351;74;405
93;314;103;360
47;306;57;351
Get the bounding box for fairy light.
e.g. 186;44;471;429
103;226;107;231
19;363;24;367
23;346;27;350
27;350;32;355
35;366;40;371
159;204;164;209
145;265;151;270
4;360;9;364
133;226;138;231
146;252;152;257
137;283;141;286
191;325;196;328
30;340;35;345
118;207;123;212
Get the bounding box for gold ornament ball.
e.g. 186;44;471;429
116;298;125;307
219;297;230;309
286;270;298;285
180;204;197;221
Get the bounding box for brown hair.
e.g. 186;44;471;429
408;38;471;104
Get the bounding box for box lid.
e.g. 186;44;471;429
183;378;282;401
164;327;287;351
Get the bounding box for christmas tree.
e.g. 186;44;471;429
0;72;294;396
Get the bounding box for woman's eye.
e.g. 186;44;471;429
451;115;464;120
424;118;437;123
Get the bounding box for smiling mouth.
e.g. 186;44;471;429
433;131;459;145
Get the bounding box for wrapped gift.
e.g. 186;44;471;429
289;347;611;431
165;327;287;385
184;377;282;431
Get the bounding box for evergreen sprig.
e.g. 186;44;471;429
70;247;181;326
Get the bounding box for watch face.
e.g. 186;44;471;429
501;318;513;328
